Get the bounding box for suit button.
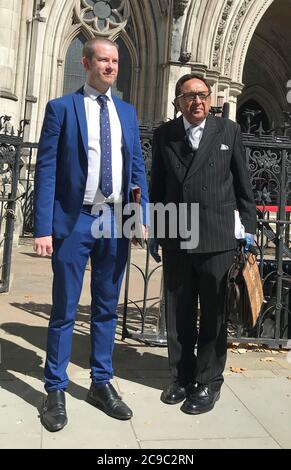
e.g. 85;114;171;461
202;185;207;191
209;161;214;167
176;163;180;169
184;185;188;191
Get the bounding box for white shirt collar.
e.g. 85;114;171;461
84;82;112;101
183;116;206;132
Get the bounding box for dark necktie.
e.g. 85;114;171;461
97;94;112;198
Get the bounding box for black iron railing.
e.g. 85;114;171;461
0;118;23;292
2;111;291;346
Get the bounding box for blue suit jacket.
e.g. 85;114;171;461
34;87;149;238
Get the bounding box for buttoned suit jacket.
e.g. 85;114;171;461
150;114;256;253
34;87;149;239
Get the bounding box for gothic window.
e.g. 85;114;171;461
112;37;132;102
63;34;87;95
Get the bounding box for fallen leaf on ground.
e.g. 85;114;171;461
260;357;276;362
230;366;246;373
237;348;247;354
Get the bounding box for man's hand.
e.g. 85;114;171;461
244;233;255;253
149;238;161;263
33;236;53;257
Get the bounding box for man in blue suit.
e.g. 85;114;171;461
33;38;148;432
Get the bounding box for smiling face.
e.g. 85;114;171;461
175;78;212;125
82;41;119;93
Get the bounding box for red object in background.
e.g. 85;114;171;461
256;206;291;212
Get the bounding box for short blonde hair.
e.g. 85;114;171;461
82;38;118;61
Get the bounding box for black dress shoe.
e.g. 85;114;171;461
87;382;133;420
181;384;220;415
161;381;193;405
41;390;68;432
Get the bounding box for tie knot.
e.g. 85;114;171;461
189;124;199;131
97;95;108;107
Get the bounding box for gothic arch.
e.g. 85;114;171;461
35;0;164;128
115;29;139;105
221;0;275;82
242;34;290;109
36;0;76;135
209;0;236;71
128;0;161;122
195;1;225;67
237;85;281;129
238;0;291;127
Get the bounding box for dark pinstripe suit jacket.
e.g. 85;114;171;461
150;114;257;253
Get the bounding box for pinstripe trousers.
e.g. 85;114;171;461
162;248;236;390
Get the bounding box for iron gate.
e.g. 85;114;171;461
0;120;22;292
122;122;291;348
3;111;291;346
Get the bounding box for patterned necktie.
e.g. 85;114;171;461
97;94;112;198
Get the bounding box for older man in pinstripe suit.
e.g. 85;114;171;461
149;74;256;415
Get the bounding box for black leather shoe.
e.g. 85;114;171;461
181;384;220;415
41;390;68;432
86;383;133;420
161;381;193;405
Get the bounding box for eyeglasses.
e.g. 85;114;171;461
176;91;211;102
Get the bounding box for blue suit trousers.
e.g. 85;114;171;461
44;206;129;392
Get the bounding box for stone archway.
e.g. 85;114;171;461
32;0;168;133
238;0;291;129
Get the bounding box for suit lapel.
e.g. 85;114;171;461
185;115;221;180
168;116;189;168
72;87;88;155
112;96;130;153
112;95;130;193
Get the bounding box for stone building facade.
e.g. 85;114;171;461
1;0;291;140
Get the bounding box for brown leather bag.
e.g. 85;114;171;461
227;246;264;330
242;252;264;326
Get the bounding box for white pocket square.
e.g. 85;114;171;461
220;144;229;150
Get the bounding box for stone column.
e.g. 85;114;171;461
206;70;220;108
215;75;231;117
229;81;244;121
165;1;192;120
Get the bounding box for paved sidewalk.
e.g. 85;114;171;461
0;240;291;449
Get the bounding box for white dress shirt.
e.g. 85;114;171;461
183;116;206;150
83;83;123;204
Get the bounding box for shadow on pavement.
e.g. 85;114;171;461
0;302;169;412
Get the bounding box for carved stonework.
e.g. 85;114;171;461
173;0;190;19
224;0;252;76
74;0;130;36
125;16;135;44
179;51;191;64
212;0;234;69
157;0;170;16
